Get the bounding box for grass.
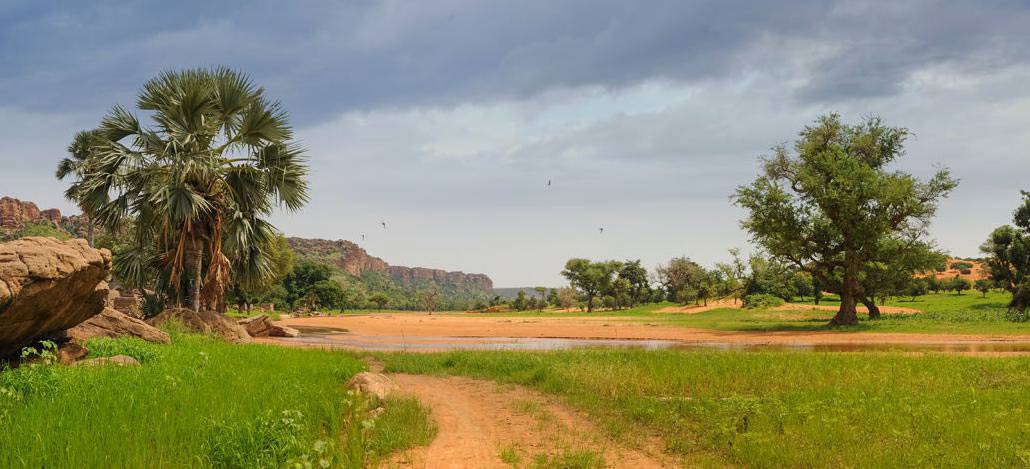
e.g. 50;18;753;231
381;348;1030;467
0;331;433;468
484;291;1028;335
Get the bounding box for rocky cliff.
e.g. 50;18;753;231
0;197;62;231
287;237;493;291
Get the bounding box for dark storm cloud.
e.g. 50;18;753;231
3;0;1028;124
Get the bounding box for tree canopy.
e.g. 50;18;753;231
982;191;1030;320
734;114;957;325
61;68;309;313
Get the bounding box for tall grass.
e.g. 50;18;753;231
0;333;430;468
382;349;1030;467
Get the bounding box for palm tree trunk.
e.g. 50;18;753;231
189;237;203;313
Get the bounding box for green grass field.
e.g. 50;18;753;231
381;348;1030;467
0;330;434;468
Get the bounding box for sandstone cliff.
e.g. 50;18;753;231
0;196;62;231
287;237;493;291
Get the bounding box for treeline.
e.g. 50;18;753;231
225;241;493;313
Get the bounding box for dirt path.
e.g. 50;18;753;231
383;374;669;468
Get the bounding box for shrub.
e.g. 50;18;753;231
744;294;785;309
950;261;974;270
959;268;972;275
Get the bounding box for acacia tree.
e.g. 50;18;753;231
981;192;1030;320
860;238;947;318
561;259;619;312
735;114;956;326
69;68;309;313
618;260;651;306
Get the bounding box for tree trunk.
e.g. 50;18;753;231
86;217;95;248
830;257;861;326
587;294;594;313
189;237;203;313
861;296;881;319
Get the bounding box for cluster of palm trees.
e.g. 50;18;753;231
56;68;309;313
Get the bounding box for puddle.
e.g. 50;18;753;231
272;328;1030;354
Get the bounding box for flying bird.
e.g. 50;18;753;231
599;227;604;234
381;221;387;229
361;234;365;241
547;179;552;187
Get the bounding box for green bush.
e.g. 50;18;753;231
743;294;785;309
950;261;974;270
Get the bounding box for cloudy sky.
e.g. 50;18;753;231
2;1;1029;286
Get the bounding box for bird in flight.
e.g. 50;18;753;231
599;227;604;234
361;234;365;241
381;221;387;229
547;179;551;187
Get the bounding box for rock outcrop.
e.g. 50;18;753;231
0;237;111;357
58;307;170;344
287;237;494;291
148;308;252;343
237;315;299;338
0;197;61;232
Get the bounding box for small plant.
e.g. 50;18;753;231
20;340;58;366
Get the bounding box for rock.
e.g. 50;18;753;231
237;315;300;338
111;291;144;319
58;307;170;344
57;342;89;365
346;372;397;401
0;237;112;357
148;308;252;343
75;354;139;367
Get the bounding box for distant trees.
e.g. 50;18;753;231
905;278;929;300
974;279;992;298
561;259;620;312
417;287;440;313
654;257;705;304
981;191;1030;320
949;276;971;295
369;292;390;311
735;114;957;325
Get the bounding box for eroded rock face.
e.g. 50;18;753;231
287;237;494;291
0;197;63;232
58;307;170;344
0;237;112;357
148;308;252;343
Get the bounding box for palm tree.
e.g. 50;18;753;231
73;68;309;313
56;130;106;246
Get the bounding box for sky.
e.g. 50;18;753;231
2;1;1029;287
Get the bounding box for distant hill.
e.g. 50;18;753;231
287;237;493;291
934;258;987;281
287;237;496;310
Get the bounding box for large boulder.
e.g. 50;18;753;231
57;307;170;344
0;237;111;357
237;315;300;338
148;308;252;343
